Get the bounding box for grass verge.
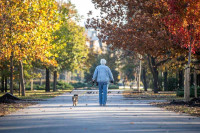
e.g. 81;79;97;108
0;90;71;117
151;102;200;117
122;90;182;100
123;90;200;117
0;102;35;117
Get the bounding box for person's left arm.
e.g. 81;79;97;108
92;67;98;81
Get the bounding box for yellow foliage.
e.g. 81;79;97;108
0;0;61;65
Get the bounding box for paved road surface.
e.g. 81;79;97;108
0;90;200;133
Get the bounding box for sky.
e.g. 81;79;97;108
65;0;100;26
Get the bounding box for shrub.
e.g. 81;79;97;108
25;84;38;90
71;82;87;88
57;81;73;90
86;87;92;90
176;86;200;97
108;84;119;89
176;90;184;97
13;82;19;91
35;85;45;90
167;77;178;91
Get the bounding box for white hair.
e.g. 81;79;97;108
100;59;106;65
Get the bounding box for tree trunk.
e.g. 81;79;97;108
45;68;50;92
18;81;21;96
31;79;34;91
10;52;14;94
178;70;184;89
1;75;5;92
147;56;159;93
142;68;147;91
194;69;197;98
5;76;7;92
19;60;25;96
152;69;159;93
137;57;142;92
40;78;42;86
184;34;192;101
184;67;190;101
164;71;168;91
53;71;57;92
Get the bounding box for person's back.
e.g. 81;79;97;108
94;65;112;83
92;59;114;106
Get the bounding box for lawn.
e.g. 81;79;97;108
0;90;72;117
0;90;72;100
123;90;200;117
122;90;182;100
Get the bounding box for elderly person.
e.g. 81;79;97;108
92;59;114;106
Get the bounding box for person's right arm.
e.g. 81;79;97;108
107;67;114;82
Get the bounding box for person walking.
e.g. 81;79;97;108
92;59;114;106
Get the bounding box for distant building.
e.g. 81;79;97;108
85;28;108;53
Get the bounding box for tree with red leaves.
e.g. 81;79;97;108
87;0;189;93
161;0;200;101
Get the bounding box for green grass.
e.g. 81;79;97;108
123;90;184;100
0;90;72;100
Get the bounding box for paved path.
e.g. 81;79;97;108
0;90;200;133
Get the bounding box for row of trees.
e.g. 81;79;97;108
0;0;88;96
87;0;200;101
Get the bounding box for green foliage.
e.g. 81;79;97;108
108;84;119;89
25;81;73;90
84;51;119;84
121;64;136;81
25;84;45;90
157;76;179;91
157;76;163;91
167;77;178;91
71;82;87;88
176;90;184;97
13;82;19;91
86;87;92;90
51;3;88;72
176;86;200;97
35;85;45;90
84;62;98;83
57;81;73;90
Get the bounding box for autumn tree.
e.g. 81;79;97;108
0;0;60;95
158;0;200;101
87;0;189;93
50;1;88;92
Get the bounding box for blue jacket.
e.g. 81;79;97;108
92;65;114;83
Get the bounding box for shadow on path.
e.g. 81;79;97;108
0;91;200;133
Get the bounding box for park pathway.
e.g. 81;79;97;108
0;90;200;133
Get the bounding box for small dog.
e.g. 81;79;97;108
72;94;78;106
